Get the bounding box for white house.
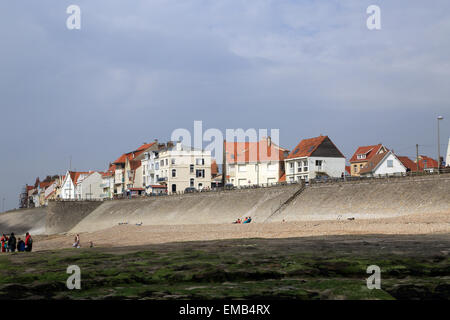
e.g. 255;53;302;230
285;135;346;182
225;137;289;187
60;171;92;199
142;141;212;194
75;171;104;200
359;150;407;177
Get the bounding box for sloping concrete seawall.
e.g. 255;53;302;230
3;174;450;236
46;200;103;234
70;185;301;233
0;207;47;235
268;175;450;222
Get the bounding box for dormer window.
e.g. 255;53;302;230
357;154;366;160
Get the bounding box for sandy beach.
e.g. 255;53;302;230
33;210;450;251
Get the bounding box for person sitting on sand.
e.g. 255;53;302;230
17;238;25;252
73;234;80;248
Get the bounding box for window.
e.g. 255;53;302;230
155;163;159;170
190;178;194;187
303;160;308;166
357;154;366;160
172;169;176;177
171;158;176;165
297;167;302;173
289;162;294;168
238;165;247;172
196;169;205;178
315;160;323;167
190;164;194;173
160;160;164;167
165;159;168;166
171;184;177;193
196;158;205;165
387;160;393;168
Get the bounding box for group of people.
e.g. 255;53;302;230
233;216;252;224
1;232;33;253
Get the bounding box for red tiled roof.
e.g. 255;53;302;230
113;142;156;164
68;171;91;185
211;160;219;176
26;186;35;191
279;173;286;182
225;138;287;164
345;166;351;174
287;136;328;159
350;144;386;163
39;181;52;189
359;152;389;174
397;156;418;172
136;142;156;151
418;155;438;169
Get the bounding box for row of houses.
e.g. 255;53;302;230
20;135;447;206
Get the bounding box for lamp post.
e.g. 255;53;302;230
437;116;444;174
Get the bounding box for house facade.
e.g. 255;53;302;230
225;137;288;187
285;135;346;182
75;171;104;200
111;141;159;196
359;151;407;177
349;144;388;176
60;171;91;199
157;142;212;194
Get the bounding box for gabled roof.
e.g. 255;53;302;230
417;155;439;169
113;142;157;165
359;151;391;174
287;135;345;159
359;151;406;174
397;156;418;172
67;171;91;185
350;144;386;163
225;137;288;164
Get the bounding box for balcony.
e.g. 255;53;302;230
157;177;168;182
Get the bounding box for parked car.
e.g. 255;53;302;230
184;187;198;193
224;183;235;190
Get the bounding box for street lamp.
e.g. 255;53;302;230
437;116;444;174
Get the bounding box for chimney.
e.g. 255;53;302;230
268;136;272;147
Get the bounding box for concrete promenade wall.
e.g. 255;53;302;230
0;207;47;235
70;185;301;233
268;174;450;222
3;174;450;235
46;201;103;234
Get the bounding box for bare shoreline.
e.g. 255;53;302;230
31;210;450;252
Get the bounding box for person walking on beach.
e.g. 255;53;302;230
73;234;80;248
8;233;16;253
25;232;33;252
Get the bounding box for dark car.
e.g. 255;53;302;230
224;183;235;190
184;187;198;193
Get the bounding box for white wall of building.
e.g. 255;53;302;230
285;156;345;181
76;172;103;200
373;153;406;176
227;161;280;186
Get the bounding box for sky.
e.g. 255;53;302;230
0;0;449;211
